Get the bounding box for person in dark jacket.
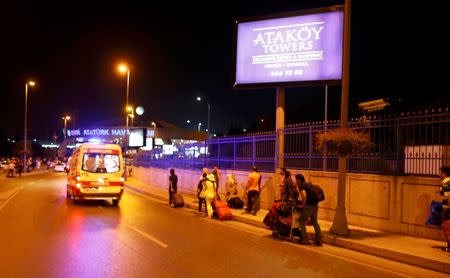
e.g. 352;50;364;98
296;173;322;246
168;168;178;206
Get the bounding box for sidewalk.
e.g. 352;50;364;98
125;177;450;274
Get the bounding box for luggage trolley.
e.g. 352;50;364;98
264;202;302;242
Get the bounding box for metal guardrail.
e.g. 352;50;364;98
135;110;450;176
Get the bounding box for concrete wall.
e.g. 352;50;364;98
132;166;443;241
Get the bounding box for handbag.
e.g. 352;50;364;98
199;188;206;199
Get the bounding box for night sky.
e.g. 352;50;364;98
0;0;446;139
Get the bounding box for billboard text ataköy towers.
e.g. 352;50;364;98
233;6;344;88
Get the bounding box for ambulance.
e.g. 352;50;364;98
67;143;125;206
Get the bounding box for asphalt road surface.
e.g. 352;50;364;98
0;171;447;278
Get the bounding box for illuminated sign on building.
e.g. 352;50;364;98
67;128;154;138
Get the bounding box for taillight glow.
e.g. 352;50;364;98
76;183;81;188
76;176;81;181
120;177;125;182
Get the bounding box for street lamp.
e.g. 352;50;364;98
198;122;202;132
117;63;131;148
24;81;36;165
117;64;130;109
126;105;134;127
196;96;211;136
62;115;71;139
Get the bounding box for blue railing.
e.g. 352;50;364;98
135;109;450;176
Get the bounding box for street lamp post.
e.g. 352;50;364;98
196;97;210;137
198;122;202;132
118;64;131;150
24;81;35;166
62;116;71;139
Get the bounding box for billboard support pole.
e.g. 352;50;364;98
275;87;285;170
323;85;328;171
330;0;351;236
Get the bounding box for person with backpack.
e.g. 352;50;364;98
295;173;323;246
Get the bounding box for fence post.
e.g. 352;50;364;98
193;147;196;170
395;118;402;175
217;142;221;168
252;136;256;167
204;140;207;168
309;125;313;169
233;138;237;170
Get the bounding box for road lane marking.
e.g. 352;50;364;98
124;223;169;248
0;186;24;211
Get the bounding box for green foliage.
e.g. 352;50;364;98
315;128;372;156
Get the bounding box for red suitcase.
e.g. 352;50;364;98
213;200;233;220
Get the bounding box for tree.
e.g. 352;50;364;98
315;128;372;235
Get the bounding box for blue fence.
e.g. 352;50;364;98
135;109;450;176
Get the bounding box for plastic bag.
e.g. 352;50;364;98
425;200;442;227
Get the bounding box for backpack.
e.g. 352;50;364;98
306;183;325;205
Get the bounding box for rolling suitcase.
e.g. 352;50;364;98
213;200;233;220
172;193;185;208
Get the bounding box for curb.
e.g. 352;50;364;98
322;235;450;274
124;183;450;274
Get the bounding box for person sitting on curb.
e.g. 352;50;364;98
296;173;323;246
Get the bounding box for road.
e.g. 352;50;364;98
0;171;447;278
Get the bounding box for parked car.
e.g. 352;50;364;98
54;162;66;172
1;161;8;170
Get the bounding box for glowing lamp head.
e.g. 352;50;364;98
196;97;201;101
126;105;133;113
28;81;36;86
118;64;128;73
136;106;144;115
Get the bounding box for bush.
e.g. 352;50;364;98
315;128;372;156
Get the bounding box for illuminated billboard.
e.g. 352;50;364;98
128;128;147;148
233;6;344;88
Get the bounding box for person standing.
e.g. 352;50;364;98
296;173;322;246
168;168;178;206
212;165;221;200
439;166;450;252
245;166;261;216
17;160;23;177
7;159;15;177
197;172;208;214
204;173;217;219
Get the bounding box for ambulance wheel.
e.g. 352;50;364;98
272;230;279;237
112;199;119;206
